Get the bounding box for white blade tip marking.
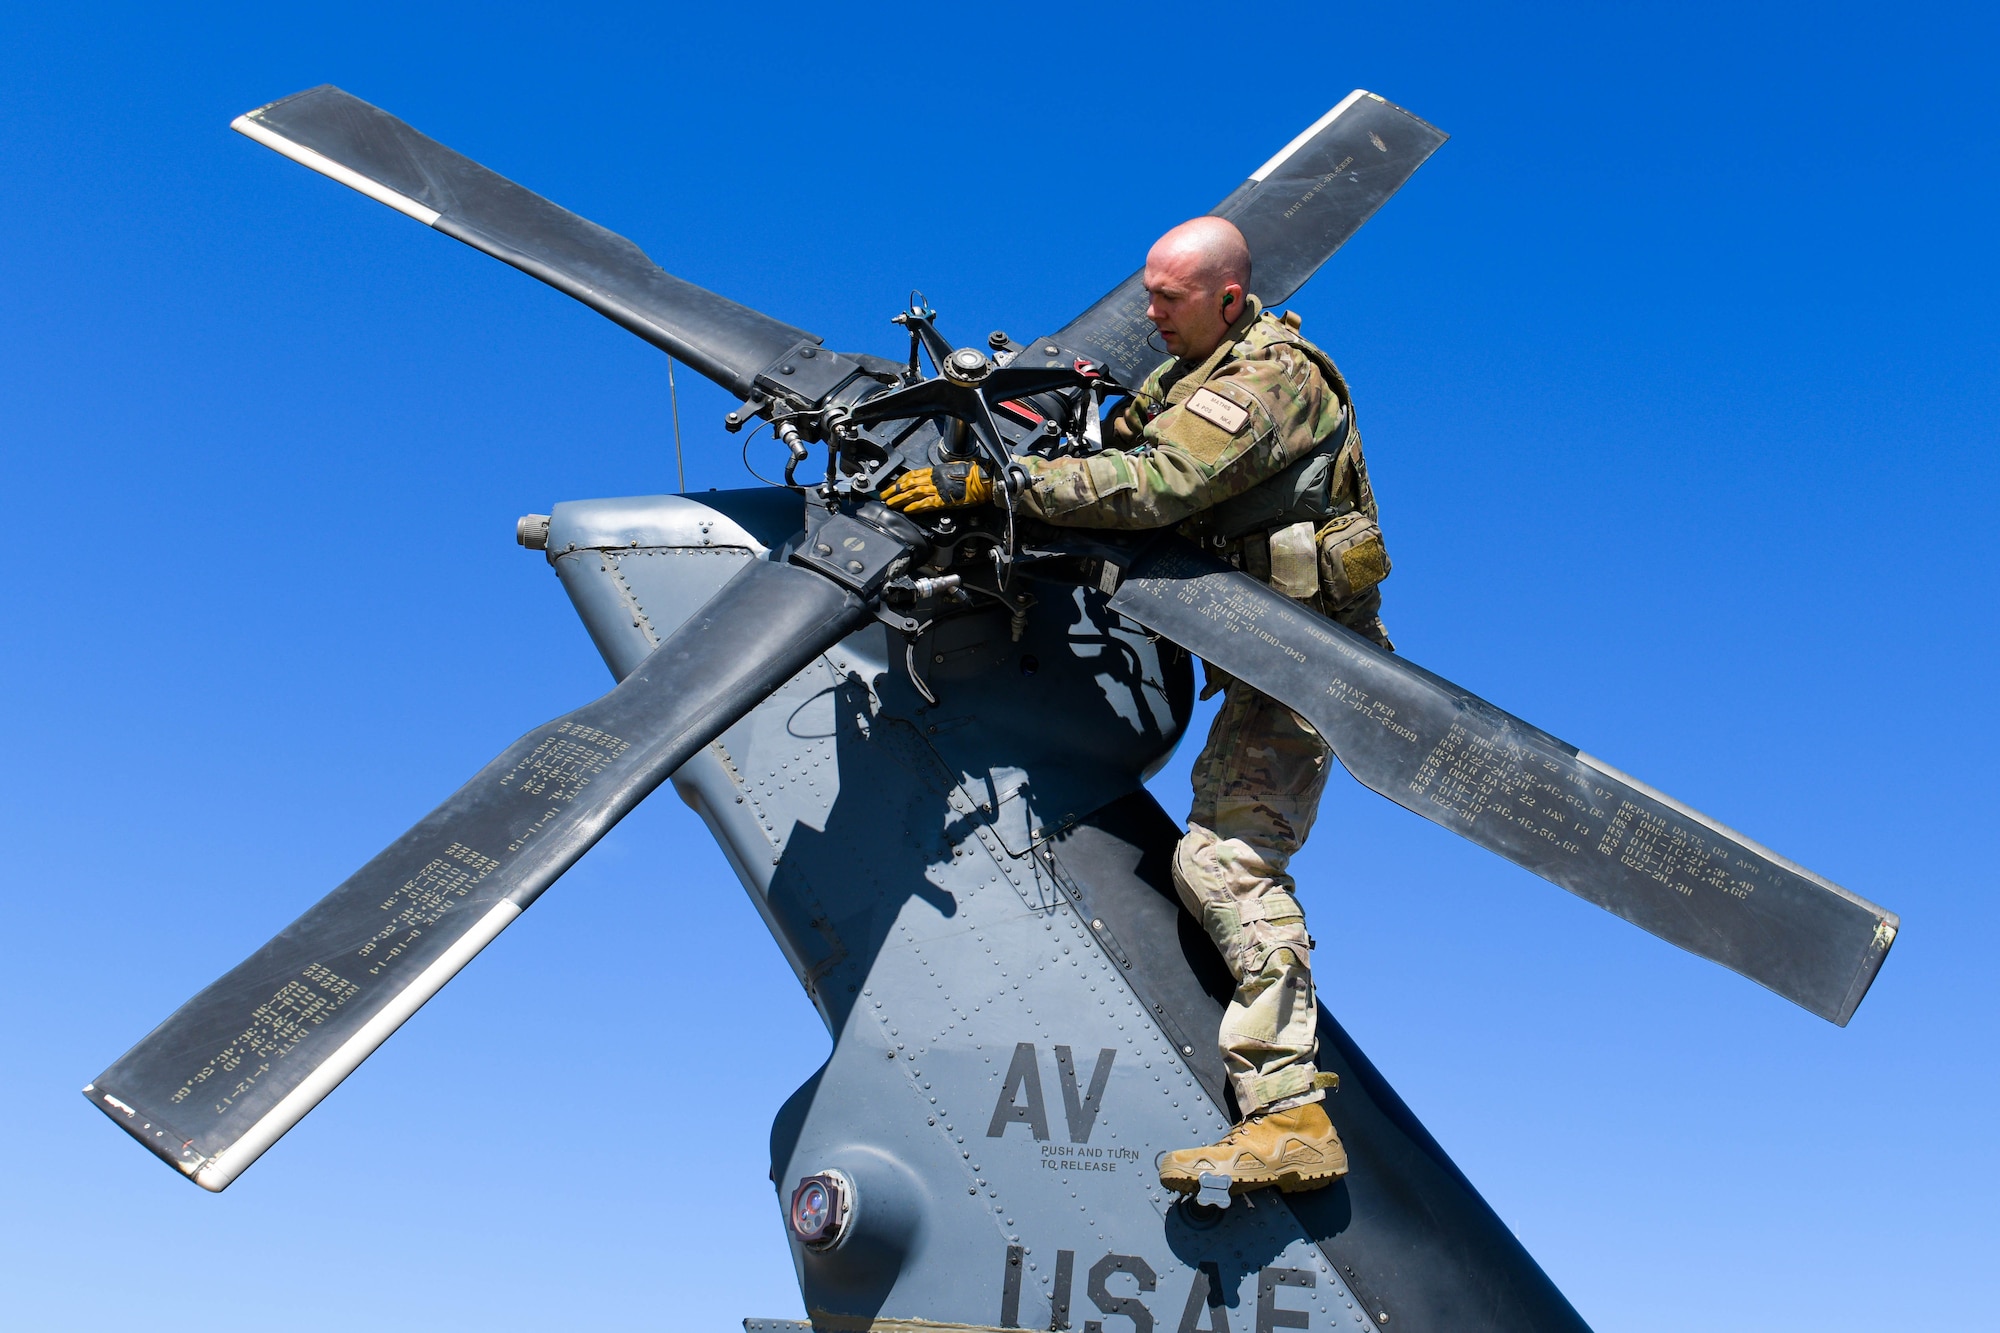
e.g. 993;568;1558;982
1248;90;1372;183
231;114;443;226
189;898;522;1192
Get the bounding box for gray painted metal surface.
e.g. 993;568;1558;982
555;490;1588;1333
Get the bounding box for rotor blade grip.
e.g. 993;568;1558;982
231;85;813;398
1107;541;1898;1025
84;559;866;1189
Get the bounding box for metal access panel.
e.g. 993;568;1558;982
542;491;1590;1333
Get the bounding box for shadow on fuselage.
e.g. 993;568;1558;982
560;489;1588;1332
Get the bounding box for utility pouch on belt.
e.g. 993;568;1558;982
1316;512;1390;605
1268;521;1319;598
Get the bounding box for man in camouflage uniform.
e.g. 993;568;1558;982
883;217;1389;1198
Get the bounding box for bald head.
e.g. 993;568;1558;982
1143;217;1252;362
1149;217;1251;292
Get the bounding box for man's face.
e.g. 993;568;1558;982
1143;246;1239;361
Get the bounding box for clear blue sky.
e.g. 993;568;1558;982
2;3;1993;1329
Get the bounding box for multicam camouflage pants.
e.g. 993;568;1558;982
1173;672;1333;1117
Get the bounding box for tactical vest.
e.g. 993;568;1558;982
1180;313;1360;543
1179;313;1390;625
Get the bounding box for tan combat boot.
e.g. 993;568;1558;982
1158;1102;1349;1197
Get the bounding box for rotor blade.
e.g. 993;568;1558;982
1050;91;1447;390
85;560;866;1190
1216;90;1450;306
232;85;812;399
1107;541;1898;1025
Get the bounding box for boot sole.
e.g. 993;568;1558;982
1158;1160;1350;1196
1274;1162;1349;1192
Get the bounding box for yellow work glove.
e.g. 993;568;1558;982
880;461;994;514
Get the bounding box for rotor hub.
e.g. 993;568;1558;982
941;347;991;385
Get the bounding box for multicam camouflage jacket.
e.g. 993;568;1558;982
1014;298;1392;642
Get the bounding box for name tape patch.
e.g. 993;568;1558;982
1185;387;1250;435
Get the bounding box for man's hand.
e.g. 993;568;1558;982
880;461;994;514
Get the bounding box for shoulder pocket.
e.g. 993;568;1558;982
1152;403;1246;466
1186;386;1249;434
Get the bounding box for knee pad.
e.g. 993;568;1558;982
1171;824;1220;917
